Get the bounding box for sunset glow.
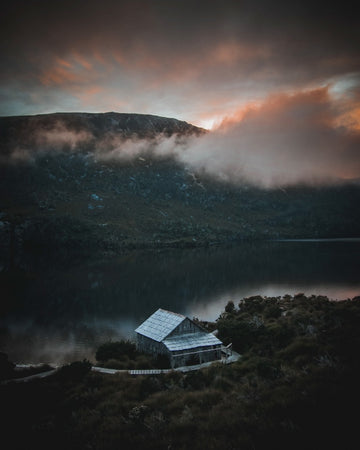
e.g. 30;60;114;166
0;0;359;180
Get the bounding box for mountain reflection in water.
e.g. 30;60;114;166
1;240;359;364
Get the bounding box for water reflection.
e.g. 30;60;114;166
1;241;359;364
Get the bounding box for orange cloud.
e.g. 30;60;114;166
219;88;336;131
211;42;270;65
178;86;360;186
74;85;104;107
38;53;102;87
55;57;72;68
39;65;82;86
72;53;93;70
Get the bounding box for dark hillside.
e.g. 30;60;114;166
0;112;204;155
0;112;359;269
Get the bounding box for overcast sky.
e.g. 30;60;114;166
1;0;359;182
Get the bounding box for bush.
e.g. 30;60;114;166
225;300;235;314
262;322;296;352
95;340;137;362
135;355;152;369
56;360;92;381
217;318;262;352
102;358;129;370
256;358;282;380
264;305;282;319
277;337;320;367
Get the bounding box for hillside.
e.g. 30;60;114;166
0;112;204;154
0;112;359;268
1;295;360;450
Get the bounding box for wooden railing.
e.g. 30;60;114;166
221;343;233;358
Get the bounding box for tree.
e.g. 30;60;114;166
225;300;235;314
95;340;137;362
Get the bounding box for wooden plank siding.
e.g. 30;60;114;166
170;345;222;367
136;334;168;356
167;318;203;338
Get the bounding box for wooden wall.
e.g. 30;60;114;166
168;318;203;338
170;345;221;368
136;334;168;356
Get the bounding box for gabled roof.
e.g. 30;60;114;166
163;332;222;352
135;308;186;342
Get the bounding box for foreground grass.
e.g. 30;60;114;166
1;294;360;450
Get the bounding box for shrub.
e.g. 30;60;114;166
135;355;152;369
95;340;137;362
277;337;321;367
56;360;92;381
217;318;261;352
263;322;296;351
102;358;129;370
256;358;282;380
264;305;282;319
225;300;235;314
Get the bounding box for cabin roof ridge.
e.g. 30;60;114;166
157;308;186;319
135;308;186;342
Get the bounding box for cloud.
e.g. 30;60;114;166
2;121;93;164
2;86;359;186
176;87;360;186
1;0;359;186
0;1;359;121
34;123;93;150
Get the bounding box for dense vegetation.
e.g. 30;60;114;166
1;142;360;271
1;294;360;449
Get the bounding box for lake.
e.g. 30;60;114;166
1;240;359;364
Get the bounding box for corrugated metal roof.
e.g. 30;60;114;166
135;308;186;342
163;332;222;352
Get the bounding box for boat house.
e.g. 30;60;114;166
135;308;223;368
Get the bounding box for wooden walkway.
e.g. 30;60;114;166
129;369;170;375
92;350;241;376
1;368;58;385
3;349;241;383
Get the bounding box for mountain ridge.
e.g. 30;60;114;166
0;111;205;156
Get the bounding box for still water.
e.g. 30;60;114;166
1;240;359;364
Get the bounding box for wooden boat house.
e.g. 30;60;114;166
135;308;223;368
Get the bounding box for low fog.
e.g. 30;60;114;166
3;87;360;188
178;87;360;187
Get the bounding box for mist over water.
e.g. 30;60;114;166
1;240;359;364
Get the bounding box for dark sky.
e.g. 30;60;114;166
0;1;358;124
1;0;359;181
